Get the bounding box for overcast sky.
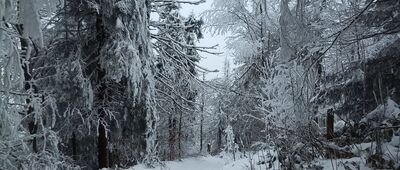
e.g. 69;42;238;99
180;0;229;80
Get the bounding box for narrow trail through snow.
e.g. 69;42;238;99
131;156;226;170
128;155;371;170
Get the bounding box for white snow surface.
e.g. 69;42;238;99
125;150;280;170
117;140;400;170
123;150;376;170
128;156;225;170
361;98;400;123
316;157;372;170
124;154;374;170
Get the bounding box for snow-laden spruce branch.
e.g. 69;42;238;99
153;36;220;73
294;0;377;104
206;81;265;100
303;0;375;73
157;66;235;102
152;34;222;56
155;89;197;112
153;0;205;5
155;74;202;106
202;9;260;41
333;25;400;45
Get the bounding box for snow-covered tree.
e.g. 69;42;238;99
25;0;158;168
0;0;78;169
151;1;207;160
224;124;239;160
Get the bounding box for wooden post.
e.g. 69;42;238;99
325;108;334;158
326;108;334;139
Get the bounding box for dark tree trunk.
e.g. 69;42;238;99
72;132;77;160
326;108;334;139
98;112;109;168
217;120;222;150
93;12;109;168
16;24;39;153
168;117;177;160
200;83;204;153
200;114;203;153
28;121;38;152
178;111;183;159
96;83;108;168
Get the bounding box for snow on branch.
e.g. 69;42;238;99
153;0;205;5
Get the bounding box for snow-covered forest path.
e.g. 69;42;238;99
131;156;226;170
128;154;373;170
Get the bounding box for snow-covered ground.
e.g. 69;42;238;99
128;156;368;170
127;153;375;170
128;150;278;170
125;136;400;170
316;157;372;170
128;156;225;170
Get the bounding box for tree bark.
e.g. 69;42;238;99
326;108;334;139
168;117;177;160
72;132;77;160
217;120;222;150
93;12;109;168
98;113;109;168
200;114;203;153
178;111;183;159
16;23;39;153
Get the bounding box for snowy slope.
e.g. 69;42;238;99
126;154;376;170
128;156;225;170
128;151;279;170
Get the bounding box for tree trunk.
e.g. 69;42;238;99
72;132;77;160
168;117;177;160
217;120;222;150
97;84;108;168
200;114;203;153
98;114;109;168
326;108;334;139
28;121;38;152
94;12;109;168
97;82;109;168
16;23;39;153
200;73;206;153
178;111;183;159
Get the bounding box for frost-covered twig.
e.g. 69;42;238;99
153;0;205;5
304;0;375;73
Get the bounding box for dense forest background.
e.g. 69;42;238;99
0;0;400;169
